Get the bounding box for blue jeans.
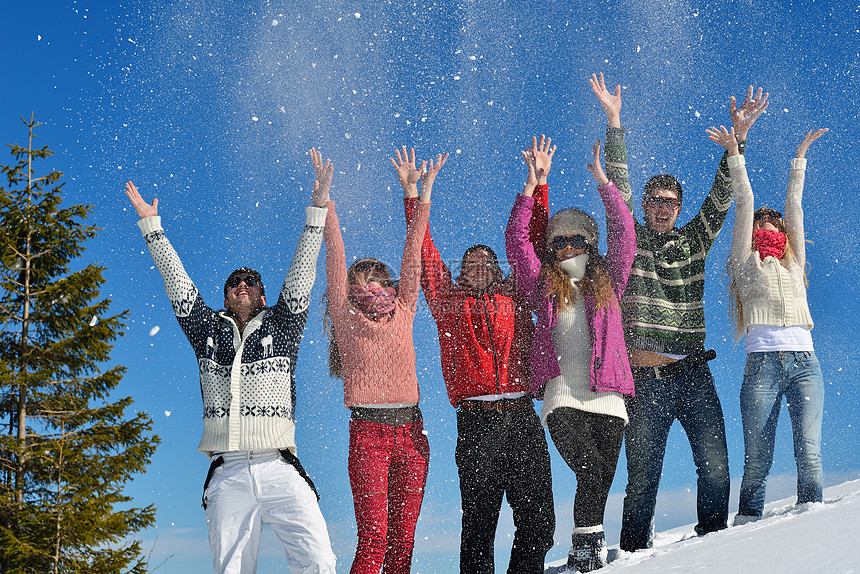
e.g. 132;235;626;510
620;362;730;552
737;351;824;517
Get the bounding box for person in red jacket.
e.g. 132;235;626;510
394;146;555;574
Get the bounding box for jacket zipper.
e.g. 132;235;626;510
774;260;788;325
479;291;502;394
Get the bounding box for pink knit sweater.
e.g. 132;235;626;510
324;200;430;407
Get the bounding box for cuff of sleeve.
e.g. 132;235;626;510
306;205;328;227
136;216;162;236
791;157;807;171
606;125;626;140
516;193;535;206
727;155;746;169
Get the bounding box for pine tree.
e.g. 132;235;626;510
0;115;160;573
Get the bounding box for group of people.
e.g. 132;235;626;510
124;73;828;574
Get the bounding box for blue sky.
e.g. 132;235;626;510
2;1;859;572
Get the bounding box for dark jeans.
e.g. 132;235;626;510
547;408;625;528
620;362;730;552
455;404;555;574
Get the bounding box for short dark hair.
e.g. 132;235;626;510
460;244;503;285
461;244;499;268
643;174;683;205
224;267;265;298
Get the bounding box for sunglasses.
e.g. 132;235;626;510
645;196;680;209
225;274;260;289
754;209;782;222
551;235;588;251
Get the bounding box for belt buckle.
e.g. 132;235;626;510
495;400;504;413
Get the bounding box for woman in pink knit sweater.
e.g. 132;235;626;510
321;148;445;574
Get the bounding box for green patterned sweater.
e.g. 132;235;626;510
603;126;742;355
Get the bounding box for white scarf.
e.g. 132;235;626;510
559;253;588;283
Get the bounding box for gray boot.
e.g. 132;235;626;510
567;527;607;572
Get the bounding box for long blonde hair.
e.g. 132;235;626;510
726;207;806;340
540;243;617;312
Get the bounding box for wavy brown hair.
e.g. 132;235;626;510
540;243;617;312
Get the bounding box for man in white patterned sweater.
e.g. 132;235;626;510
123;149;337;574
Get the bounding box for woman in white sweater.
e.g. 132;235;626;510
707;124;828;522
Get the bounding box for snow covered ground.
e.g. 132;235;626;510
545;479;860;573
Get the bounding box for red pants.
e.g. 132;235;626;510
348;418;430;574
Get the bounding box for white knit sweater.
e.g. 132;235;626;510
728;155;814;335
540;287;628;426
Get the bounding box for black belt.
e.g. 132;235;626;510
458;396;533;412
631;349;717;380
350;405;422;426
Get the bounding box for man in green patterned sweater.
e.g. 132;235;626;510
590;76;769;552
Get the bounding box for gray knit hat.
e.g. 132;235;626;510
545;208;599;249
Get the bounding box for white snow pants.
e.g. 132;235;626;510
203;449;337;574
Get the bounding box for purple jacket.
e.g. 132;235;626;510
505;182;636;398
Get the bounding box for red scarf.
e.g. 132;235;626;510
349;283;396;316
753;229;787;260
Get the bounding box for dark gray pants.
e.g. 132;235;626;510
455;404;555;574
547;407;625;528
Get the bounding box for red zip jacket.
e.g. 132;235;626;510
404;197;536;407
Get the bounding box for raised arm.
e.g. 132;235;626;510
310;147;333;207
395;153;443;310
591;140;636;295
124;180;214;354
786;129;828;268
125;181;159;219
398;200;430;312
270;149;330;323
591;74;633;217
587;139;609;186
589;72;621;129
324;202;348;313
731;85;769;143
684;89;762;253
391;146;422;199
419;153;448;204
708;126;754;269
398;147;455;318
507;148;546;310
521;135;554;251
522;134;555;191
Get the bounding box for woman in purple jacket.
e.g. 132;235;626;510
506;134;636;572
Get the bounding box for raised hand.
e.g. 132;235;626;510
310;147;333;207
706;125;739;155
124;181;158;219
419;153;449;203
390;146;422;197
586;140;609;186
589;73;622;128
730;85;769;141
531;134;556;185
796;128;828;159
520;149;539;196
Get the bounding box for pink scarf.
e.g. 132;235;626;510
349;283;396;316
753;229;787;260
